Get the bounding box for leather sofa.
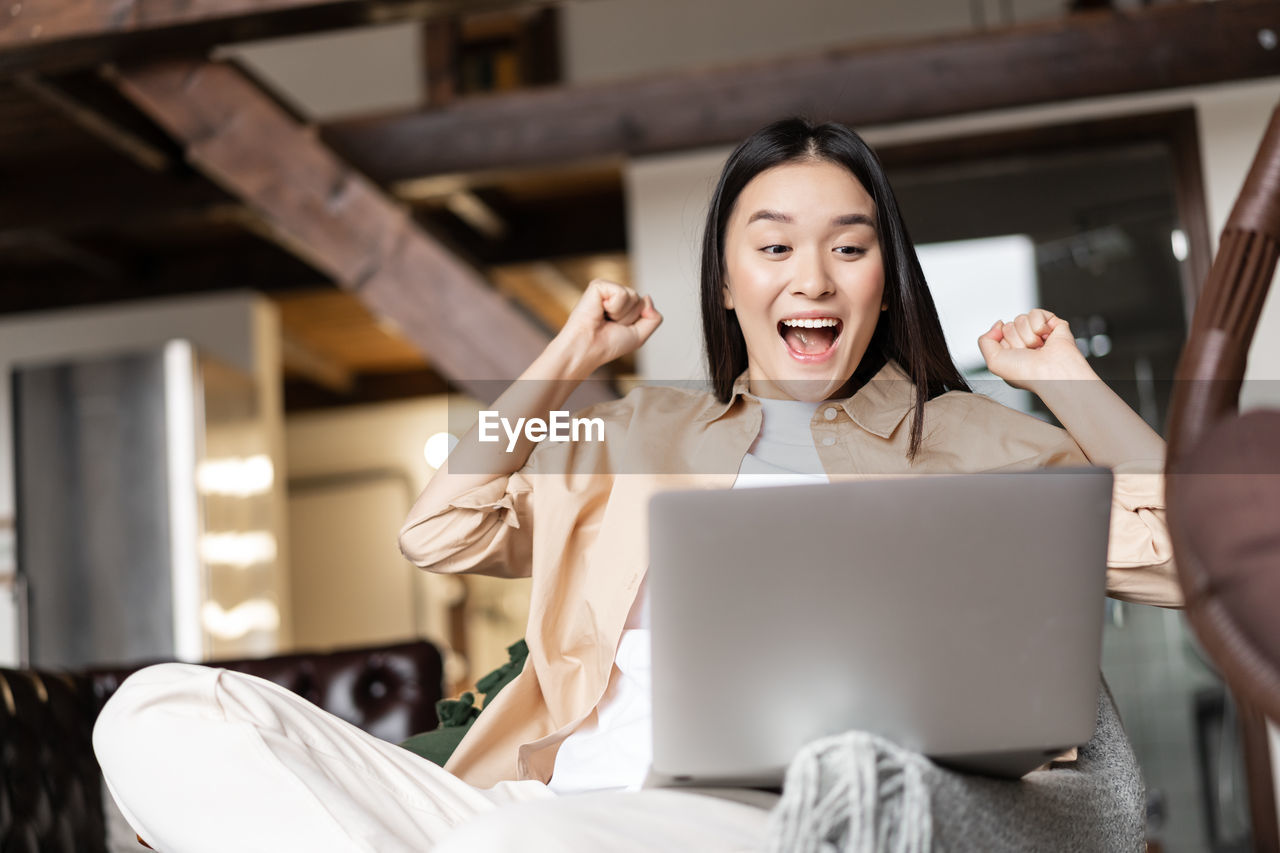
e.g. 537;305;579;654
0;638;445;853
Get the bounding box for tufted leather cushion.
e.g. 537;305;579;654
0;639;443;853
0;669;105;853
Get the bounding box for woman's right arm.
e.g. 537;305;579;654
399;280;661;574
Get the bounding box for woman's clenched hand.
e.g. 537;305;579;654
554;279;663;379
977;308;1094;392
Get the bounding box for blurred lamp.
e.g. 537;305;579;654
424;432;458;469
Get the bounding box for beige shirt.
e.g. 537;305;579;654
399;360;1180;788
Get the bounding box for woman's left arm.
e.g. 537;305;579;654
980;309;1180;607
977;309;1164;469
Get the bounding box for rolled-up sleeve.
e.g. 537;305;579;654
1032;434;1181;608
398;469;535;578
1103;461;1181;608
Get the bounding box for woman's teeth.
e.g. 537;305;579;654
780;318;839;329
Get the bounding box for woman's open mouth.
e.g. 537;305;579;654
778;317;843;362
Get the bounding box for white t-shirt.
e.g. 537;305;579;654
546;396;828;794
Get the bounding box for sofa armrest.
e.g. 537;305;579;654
0;667;108;852
1;638;445;851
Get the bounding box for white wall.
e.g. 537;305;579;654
0;291;290;664
284;398;451;656
284;397;531;687
223;21;423;121
624;148;728;383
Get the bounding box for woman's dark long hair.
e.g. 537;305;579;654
700;117;970;459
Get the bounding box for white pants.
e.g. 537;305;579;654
93;663;775;852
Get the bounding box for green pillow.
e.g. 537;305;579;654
399;639;528;767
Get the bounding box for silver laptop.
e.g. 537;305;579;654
645;468;1112;785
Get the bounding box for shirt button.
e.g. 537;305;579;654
821;436;836;447
824;407;838;421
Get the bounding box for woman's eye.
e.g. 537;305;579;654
834;246;866;256
761;245;790;255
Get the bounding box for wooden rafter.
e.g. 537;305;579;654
489;261;581;333
107;58;611;404
274;288;431;374
0;170;229;234
281;331;356;394
284;366;451;411
0;0;556;75
323;0;1280;182
13;71;174;172
0;236;330;313
423;16;459;107
412;185;626;267
0;229;124;281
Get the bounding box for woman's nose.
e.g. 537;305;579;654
790;253;835;298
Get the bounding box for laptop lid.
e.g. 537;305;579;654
646;468;1112;785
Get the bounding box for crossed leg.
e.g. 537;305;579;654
93;663;775;852
93;663;550;852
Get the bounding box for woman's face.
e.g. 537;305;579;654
722;159;886;401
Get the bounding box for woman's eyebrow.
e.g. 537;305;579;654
832;213;876;230
746;209;793;224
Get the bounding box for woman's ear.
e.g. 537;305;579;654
722;285;735;311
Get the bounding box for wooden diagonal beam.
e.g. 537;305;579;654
107;58;607;404
0;0;554;75
323;0;1280;183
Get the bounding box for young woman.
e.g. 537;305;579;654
95;118;1179;852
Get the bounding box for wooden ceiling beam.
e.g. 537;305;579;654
323;0;1280;183
284;366;452;411
0;163;231;233
142;238;331;291
413;184;626;266
281;330;356;394
0;229;125;281
0;0;556;75
490;261;580;334
13;71;176;172
107;58;612;404
0;240;329;314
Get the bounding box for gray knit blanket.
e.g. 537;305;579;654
767;681;1144;852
